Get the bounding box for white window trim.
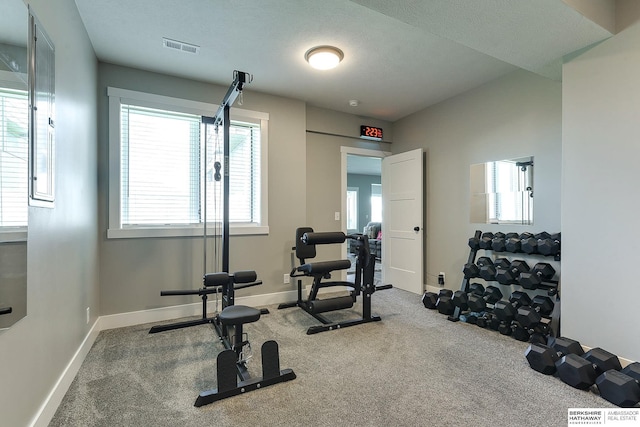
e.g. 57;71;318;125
107;87;269;239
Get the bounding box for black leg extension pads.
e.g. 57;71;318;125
194;340;296;407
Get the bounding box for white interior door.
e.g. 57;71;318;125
382;148;423;294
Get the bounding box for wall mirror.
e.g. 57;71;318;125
470;156;533;225
0;0;29;330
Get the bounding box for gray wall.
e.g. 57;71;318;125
562;2;640;361
98;63;307;313
392;69;562;290
0;0;99;426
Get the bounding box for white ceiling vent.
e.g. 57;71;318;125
162;37;200;54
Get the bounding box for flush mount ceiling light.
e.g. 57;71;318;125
305;46;344;70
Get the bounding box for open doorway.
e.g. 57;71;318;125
340;147;389;284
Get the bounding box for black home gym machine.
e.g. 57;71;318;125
278;227;392;334
148;71;294;406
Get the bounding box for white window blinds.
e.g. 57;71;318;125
0;88;28;227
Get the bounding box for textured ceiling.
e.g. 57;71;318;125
73;0;614;121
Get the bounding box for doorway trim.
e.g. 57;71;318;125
340;146;391;281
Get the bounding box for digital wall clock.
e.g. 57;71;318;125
360;125;383;141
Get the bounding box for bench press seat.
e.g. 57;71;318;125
297;259;351;275
219;305;261;326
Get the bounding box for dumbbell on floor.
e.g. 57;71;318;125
422;291;438;309
556;347;622;390
422;289;450;309
435;289;455;315
524;336;584;375
422;289;452;311
596;362;640;407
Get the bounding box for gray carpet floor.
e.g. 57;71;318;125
49;288;615;427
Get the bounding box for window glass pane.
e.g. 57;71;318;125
121;104;200;225
488;160;526;222
346;188;358;230
229;122;260;223
0;88;28;227
371;184;382;223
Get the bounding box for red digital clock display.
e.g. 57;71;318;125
360;125;383;141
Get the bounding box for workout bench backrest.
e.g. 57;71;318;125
295;227;316;264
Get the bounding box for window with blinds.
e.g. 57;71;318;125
0;88;28;228
487;160;530;223
119;103;261;226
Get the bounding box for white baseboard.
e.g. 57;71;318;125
425;284;443;293
30;320;101;427
99;289;298;331
30;289;297;426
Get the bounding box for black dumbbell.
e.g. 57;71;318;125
423;288;454;309
435;289;455;315
463;262;480;278
519;262;556;290
506;232;533;253
494;291;532;335
556;347;622;390
451;283;485;311
478;232;495;250
495;259;530;285
596;362;640;407
457;287;485;324
515;295;555;329
521;232;550;254
524;336;584;375
452;290;469;311
422;291;438;309
467;285;503;312
459;312;479;324
478;257;510;281
468;235;481;251
476;312;501;330
538;232;561;256
490;232;507;252
468;282;485;296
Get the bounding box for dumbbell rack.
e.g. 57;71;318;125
449;230;561;339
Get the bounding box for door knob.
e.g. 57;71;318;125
413;226;420;232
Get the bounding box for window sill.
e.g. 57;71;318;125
107;225;269;239
0;229;27;243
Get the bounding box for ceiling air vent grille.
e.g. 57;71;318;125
162;38;200;54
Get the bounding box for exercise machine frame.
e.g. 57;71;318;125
279;228;392;334
149;71;294;405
